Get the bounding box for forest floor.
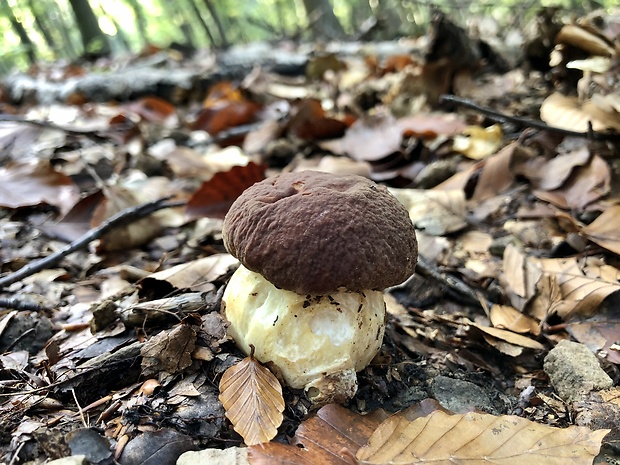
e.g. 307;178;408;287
1;8;620;465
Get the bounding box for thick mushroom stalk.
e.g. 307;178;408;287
223;265;385;404
222;170;417;405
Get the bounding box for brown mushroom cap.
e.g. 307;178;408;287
223;170;418;295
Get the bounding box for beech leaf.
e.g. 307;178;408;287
357;410;609;465
219;353;285;446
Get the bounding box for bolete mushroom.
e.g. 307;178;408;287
222;170;417;404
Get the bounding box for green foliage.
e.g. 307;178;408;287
0;0;618;73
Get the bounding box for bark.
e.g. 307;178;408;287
67;0;111;57
302;0;345;39
0;0;36;63
124;0;150;47
26;0;56;57
203;0;229;47
187;0;216;46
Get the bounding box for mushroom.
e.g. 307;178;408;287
222;170;417;404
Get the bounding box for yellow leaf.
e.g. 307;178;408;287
452;124;503;160
490;304;540;336
219;353;284;446
357;410;608;465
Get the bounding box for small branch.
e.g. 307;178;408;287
0;114;108;141
0;297;52;312
440;94;620;141
0;197;186;290
415;257;492;309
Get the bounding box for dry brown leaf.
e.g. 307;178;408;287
501;244;542;312
470;323;545;353
357;409;608;465
490;304;541;336
147;254;239;292
582;206;620;256
533;146;591;191
540;93;617;132
247;401;439;465
141;324;197;376
533;154;610;211
219;353;284;446
471;142;518;201
389;188;467;235
0;159;79;215
532;256;620;319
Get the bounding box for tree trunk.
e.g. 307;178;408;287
0;0;37;63
26;0;57;57
187;0;216;46
203;0;229;48
124;0;150;47
302;0;345;39
67;0;111;57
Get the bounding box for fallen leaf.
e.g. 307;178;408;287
531;146;591;191
146;254;239;292
321;112;402;162
533;256;620;320
501;244;542;312
390;188;467;235
0;160;79;215
452;124;503;160
287;99;347;141
186;162;266;220
470;323;545;355
581;206;620;255
540;93;618;132
126;96;177;126
556;24;615;56
533;154;610;211
219;353;285;446
490;304;541;336
357;409;608;465
141;324;197;376
248;403;393;464
471;142;519;201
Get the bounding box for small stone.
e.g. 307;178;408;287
47;457;88;465
544;340;613;403
430;376;494;414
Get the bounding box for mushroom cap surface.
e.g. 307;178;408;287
223;170;418;294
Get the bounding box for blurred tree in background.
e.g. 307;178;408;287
0;0;615;73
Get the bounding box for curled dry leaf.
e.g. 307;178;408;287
540;93;618;133
581;206;620;256
356;409;608;465
533;154;610;210
389;188;467;235
219;353;284;446
490;304;540;336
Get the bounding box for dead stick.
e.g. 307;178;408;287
0;197;186;289
440;94;620;141
0;114;109;141
415;257;492;308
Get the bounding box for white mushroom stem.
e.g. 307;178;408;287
222;265;386;402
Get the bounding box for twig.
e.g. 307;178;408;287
440;94;620;141
0;197;186;290
0;114;108;141
0;297;52;312
415;257;492;308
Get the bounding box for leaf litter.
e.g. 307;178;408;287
0;6;619;465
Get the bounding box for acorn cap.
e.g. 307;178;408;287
222;170;418;295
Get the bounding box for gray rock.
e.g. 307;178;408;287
430;376;494;413
46;457;87;465
544;340;613;403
